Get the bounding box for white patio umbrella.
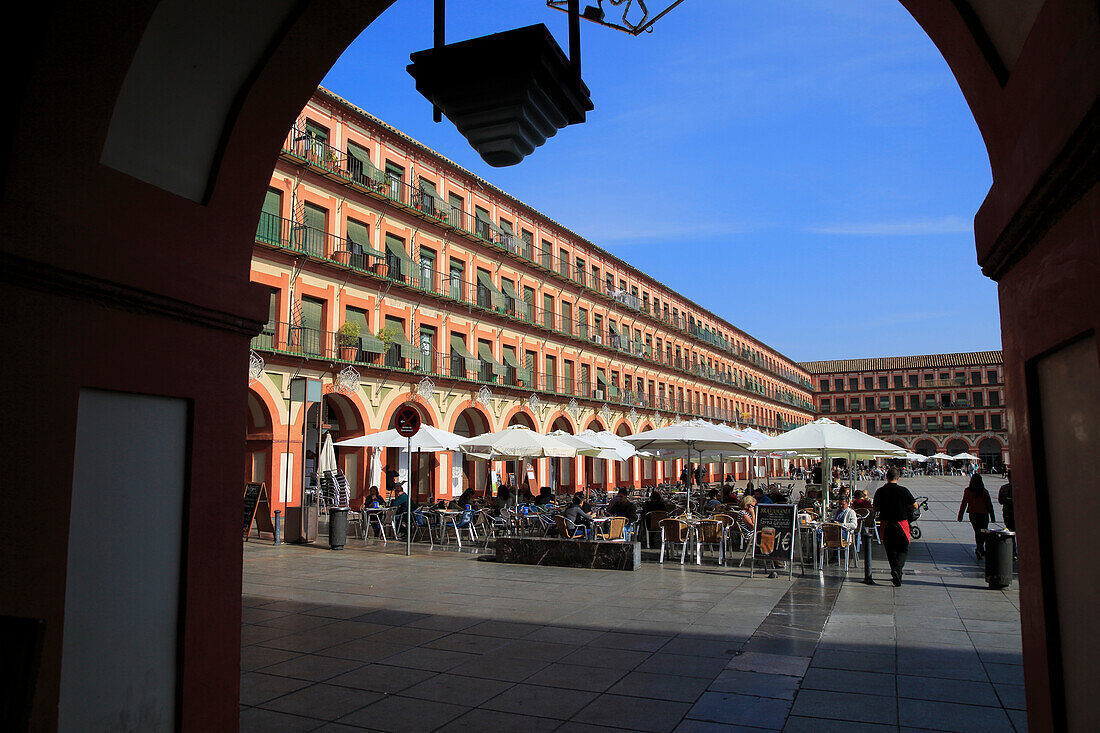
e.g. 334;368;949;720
952;452;980;461
551;430;633;461
929;452;953;460
623;419;753;516
749;418;907;506
336;425;466;556
458;425;581;459
738;426;772;482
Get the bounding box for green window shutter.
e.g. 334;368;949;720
450;335;480;372
479;343;507;376
476;271;504;309
299;296;323;332
257;189;282;245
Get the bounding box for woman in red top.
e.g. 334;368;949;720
957;474;996;558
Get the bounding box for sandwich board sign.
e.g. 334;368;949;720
749;503;797;579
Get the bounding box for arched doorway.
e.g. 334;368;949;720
454;407;491;498
914;439;936;456
945;438;970;456
615;423;634;489
978;437;1005;473
506;410;536;492
246;388;274;501
550;416;575;493
584;417;607;491
383;402;435;504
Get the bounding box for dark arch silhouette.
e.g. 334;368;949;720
2;2;1095;730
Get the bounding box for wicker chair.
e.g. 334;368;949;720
695;518;725;564
594;516;627;541
822;523;855;573
643;510;667;548
658;518;690;564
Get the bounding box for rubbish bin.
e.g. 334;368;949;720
328;508;348;550
983;529;1015;589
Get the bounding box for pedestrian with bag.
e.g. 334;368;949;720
958;473;996;559
873;468;918;587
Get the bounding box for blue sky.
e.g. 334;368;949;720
322;0;1001;363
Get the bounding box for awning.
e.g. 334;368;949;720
476;271;504;309
500;280;518;299
501;349;520;368
360;333;385;354
346;144;384;184
385;237;416;270
450;335;480;373
596;372;609;387
478;342;507;376
346;221;385;259
419;180;448;211
607;322;623;343
387;325;416;358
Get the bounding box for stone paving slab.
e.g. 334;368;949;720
241;476;1025;732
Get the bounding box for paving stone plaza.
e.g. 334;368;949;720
240;476;1023;732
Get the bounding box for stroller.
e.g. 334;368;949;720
908;496;931;539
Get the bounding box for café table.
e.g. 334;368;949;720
433;508;466;548
361;507;389;545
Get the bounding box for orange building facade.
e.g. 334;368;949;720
802;352;1008;469
248;88;816;509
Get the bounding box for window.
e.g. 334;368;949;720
941;393;951;407
991;414;1002;430
304;119;329;147
561;301;573;336
939;372;949;380
559;248;570;277
863;376;873;390
541;240;553;268
562;359;574;394
866;419;876;433
820;379;831;392
418;246;436;290
448;259;466;301
971;370;982;385
417;326;435;370
474;206;491;239
987;369;998;383
974;414;986;430
850;419;861;431
820;398;831;413
896;417;906;431
849;398;860;411
879;396;890;409
989;391;1001;406
448;192;464;221
865;396;875;411
521;229;533;259
911;416;921;430
302;202;327;257
894;395;905;410
926;416;938;430
593;313;603;342
384;161;404;199
542;293;554;329
893;375;902;389
385;233;410;282
942;415;954;429
256;188;282;244
972;392;984;407
908;374;918;387
523;286;536;322
848;378;858;390
577;307;589;339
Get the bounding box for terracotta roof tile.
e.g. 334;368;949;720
799;351;1003;374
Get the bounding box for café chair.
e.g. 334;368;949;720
658;518;691;564
594;516;627;541
821;523;855;574
554;515;588;539
643;510;667;548
694;519;725;565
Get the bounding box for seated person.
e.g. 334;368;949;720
572;491;592;513
491;486;511;516
450;487;476;510
738;495;757;529
829;496;859;535
851;489;873;510
720;485;738;505
703;489;721;512
366;485;382;508
518;486;536;505
753;488;774;505
641;489;669;515
534;487;555;506
388;483;408;512
563;494;595;534
607;487;638;522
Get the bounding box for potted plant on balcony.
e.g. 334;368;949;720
376;326;397;361
336;320;360;361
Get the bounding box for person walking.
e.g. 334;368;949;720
958;474;996;559
873;468;918;586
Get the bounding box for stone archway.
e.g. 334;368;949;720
4;3;1096;729
914;439;937;456
978;436;1005;473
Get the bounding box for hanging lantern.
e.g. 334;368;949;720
408;23;592;167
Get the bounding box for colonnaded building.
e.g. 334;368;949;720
801;351;1009;470
248;88;817;509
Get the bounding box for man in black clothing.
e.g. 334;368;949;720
872;468;918;586
607;487;637;522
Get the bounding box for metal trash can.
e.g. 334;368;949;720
328;508;348;550
983;529;1015;588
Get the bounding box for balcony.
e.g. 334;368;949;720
277;125;814;393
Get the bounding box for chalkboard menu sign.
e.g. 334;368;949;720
243;482;274;539
750;503;797;579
